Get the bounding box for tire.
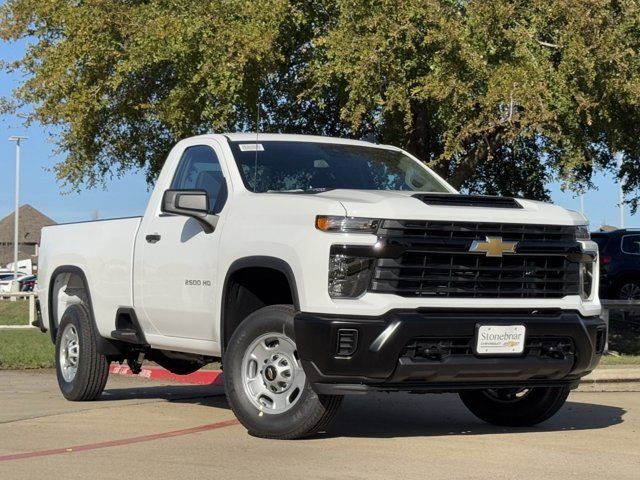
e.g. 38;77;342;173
152;352;203;375
459;386;571;427
224;304;343;439
617;281;640;300
55;304;109;401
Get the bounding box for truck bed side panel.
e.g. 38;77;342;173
38;217;142;338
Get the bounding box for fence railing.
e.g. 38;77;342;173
0;292;37;329
600;300;640;353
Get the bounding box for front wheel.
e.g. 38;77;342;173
224;305;342;439
459;386;571;427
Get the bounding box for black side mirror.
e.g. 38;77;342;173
161;189;218;233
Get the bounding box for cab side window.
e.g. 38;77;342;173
171;145;227;213
621;235;640;255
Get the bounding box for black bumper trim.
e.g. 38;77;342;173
294;309;605;394
313;379;581;395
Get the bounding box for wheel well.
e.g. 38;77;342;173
49;270;90;343
222;266;296;349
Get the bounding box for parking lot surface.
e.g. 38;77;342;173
0;369;638;479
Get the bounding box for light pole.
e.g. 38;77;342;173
8;135;27;286
617;153;625;229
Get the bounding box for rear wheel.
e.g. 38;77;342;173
459;386;570;427
55;304;109;401
224;305;342;439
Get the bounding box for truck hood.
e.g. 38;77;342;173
315;190;586;226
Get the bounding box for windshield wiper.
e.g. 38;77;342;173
265;188;335;194
301;187;335;193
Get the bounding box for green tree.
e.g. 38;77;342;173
2;0;640;208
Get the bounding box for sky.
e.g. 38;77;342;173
0;36;633;227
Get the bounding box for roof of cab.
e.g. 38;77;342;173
202;132;398;150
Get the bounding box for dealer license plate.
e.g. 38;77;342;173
475;325;526;355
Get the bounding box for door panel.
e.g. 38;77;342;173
134;142;226;341
136;215;219;339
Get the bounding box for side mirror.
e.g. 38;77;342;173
161;189;218;233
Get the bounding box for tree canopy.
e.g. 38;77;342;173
2;0;640;208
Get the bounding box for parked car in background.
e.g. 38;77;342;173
593;229;640;299
0;270;30;293
19;275;37;292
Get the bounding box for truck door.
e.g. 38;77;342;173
134;140;228;341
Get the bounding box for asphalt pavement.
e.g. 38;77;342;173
0;369;638;480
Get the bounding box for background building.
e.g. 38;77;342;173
0;204;56;271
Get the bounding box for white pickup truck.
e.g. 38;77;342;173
36;133;605;439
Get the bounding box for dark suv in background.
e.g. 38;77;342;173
593;229;640;299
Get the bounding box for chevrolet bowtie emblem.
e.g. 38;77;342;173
469;236;518;257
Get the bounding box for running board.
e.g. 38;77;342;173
112;307;148;345
110;328;144;344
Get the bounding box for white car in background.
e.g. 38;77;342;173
0;270;29;293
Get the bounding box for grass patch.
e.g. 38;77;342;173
601;354;640;366
0;300;30;326
0;330;54;369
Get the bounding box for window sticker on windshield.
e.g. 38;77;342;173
239;143;264;152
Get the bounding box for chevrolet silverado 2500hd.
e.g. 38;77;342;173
37;134;605;439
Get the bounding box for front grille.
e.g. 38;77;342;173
403;336;575;360
370;220;580;298
378;220;577;242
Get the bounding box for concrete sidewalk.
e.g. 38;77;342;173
582;365;640;383
1;370;638;480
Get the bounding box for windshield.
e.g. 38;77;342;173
228;140;450;193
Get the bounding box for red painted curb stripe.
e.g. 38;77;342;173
109;365;224;385
0;419;239;462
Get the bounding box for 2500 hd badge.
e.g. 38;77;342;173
185;279;212;286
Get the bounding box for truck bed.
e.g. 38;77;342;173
38;217;142;338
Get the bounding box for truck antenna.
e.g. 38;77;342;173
253;100;260;192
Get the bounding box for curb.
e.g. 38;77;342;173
581;368;640;384
580;377;640;384
109;365;224;385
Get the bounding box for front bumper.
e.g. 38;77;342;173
294;309;606;394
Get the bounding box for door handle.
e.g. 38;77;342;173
145;234;161;244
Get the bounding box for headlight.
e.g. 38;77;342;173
575;225;590;240
328;254;373;298
316;215;379;233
